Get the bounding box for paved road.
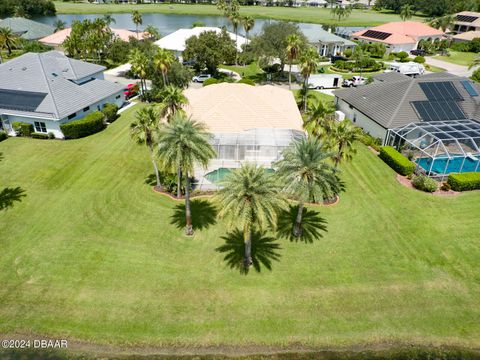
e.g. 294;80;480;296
426;56;477;77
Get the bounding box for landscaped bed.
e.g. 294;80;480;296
1;105;480;355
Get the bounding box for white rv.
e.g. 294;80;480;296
307;74;343;89
387;62;425;77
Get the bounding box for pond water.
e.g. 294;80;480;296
34;13;341;39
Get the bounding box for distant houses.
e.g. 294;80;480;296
304;27;357;57
0;17;54;40
0;51;125;139
452;11;480;43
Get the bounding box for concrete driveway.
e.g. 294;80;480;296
426;56;477;77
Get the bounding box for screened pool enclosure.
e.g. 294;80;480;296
386;120;480;180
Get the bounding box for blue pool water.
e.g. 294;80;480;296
417;157;480;174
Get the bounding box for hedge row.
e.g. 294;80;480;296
447;172;480;192
60;111;105;139
0;131;7;142
31;132;49;139
12;122;34;137
379;146;416;176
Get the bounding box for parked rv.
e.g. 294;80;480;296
387;62;425;77
307;74;343;89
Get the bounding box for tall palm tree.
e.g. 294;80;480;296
242;16;255;45
130;106;162;190
0;27;18;56
274;137;340;237
303;98;335;138
157;113;216;235
430;14;455;32
131;10;143;39
128;49;149;95
103;14;116;27
53;20;66;33
159;85;188;121
400;4;413;21
298;46;320;112
214;164;287;267
286;34;303;90
329;120;362;168
154;48;174;86
144;24;161;40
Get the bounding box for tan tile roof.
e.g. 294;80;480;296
184;83;303;133
39;28;148;46
452;30;480;41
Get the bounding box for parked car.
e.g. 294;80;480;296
124;83;139;99
343;76;366;87
410;49;426;56
192;74;212;83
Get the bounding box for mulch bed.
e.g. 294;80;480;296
396;174;459;197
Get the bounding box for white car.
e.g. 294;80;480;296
192;74;212;83
343;76;366;87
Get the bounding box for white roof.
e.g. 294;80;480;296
154;27;247;52
184;83;303;133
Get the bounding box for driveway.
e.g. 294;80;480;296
426;56;477;77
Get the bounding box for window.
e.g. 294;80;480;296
68;113;76;120
83;106;90;112
34;121;47;133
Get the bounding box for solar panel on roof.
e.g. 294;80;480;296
362;30;392;40
419;82;464;102
461;80;479;97
411;100;467;121
456;14;478;22
0;89;47;112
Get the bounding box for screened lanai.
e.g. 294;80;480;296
386;120;480;180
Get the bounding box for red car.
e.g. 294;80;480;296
124;83;139;99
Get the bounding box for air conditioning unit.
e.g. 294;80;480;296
335;110;345;122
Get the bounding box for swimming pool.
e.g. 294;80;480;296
416;156;480;174
205;168;275;183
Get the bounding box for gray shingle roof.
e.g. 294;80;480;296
304;27;357;46
0;51;124;120
334;73;480;129
0;17;54;40
372;71;409;84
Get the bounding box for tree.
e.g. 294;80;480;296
400;4;413;21
331;5;352;21
154;48;174;86
183;29;236;75
144;24;161;41
298;46;320;112
158;85;188;121
0;27;18;57
157;113;216;235
128;49;149;95
214;164;287;267
130;106;162;190
469;55;480;70
303;98;335;138
274;137;340;237
103;14;116;26
242;16;255;45
0;0;56;18
131;10;143;39
53;20;66;32
329;120;362;168
286;34;304;90
430;14;455;32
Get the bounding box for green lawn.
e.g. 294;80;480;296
53;1;425;26
435;51;477;67
1;105;480;352
222;62;264;78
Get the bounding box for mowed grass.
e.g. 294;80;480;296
1;105;480;348
435;51;477;67
53;1;425;26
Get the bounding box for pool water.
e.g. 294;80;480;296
205;168;274;183
416;156;480;174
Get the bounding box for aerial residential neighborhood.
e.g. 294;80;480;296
0;0;480;359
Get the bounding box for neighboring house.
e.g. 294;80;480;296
335;26;367;40
453;11;480;34
183;83;304;188
154;27;247;57
39;28;150;49
451;30;480;43
333;72;480;142
0;17;54;40
0;51;125;139
351;21;444;53
304;28;357;57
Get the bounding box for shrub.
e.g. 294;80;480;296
237;78;255;86
31;132;49;139
471;68;480;83
359;132;382;152
412;175;437;193
440;182;451;191
102;103;119;123
379;146;416;176
47;132;55;139
396;51;409;62
413;56;425;64
447;172;480;192
202;78;219;87
60;111;105;139
12;122;34;137
159;171;194;197
0;131;7;142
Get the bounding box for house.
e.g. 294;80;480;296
303;27;357;57
351;21;444;53
451;30;480;43
0;17;54;40
183;83;304;187
39;28;150;48
154;27;247;57
453;11;480;34
0;51;125;139
333;72;480;142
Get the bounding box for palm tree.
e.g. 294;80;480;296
53;20;66;33
0;27;18;56
128;49;149;95
154;48;174;86
131;10;143;39
331;5;352;21
130;106;162;190
286;34;303;90
274;137;340;237
400;4;413;21
157;113;216;235
103;14;116;27
430;14;455;32
144;24;161;40
298;46;320;112
303;98;335;138
159;85;188;121
242;16;255;45
329;120;362;168
214;164;287;267
469;55;480;70
229;12;241;65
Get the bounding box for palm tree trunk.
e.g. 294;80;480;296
288;61;292;90
244;226;252;268
293;202;304;237
303;77;309;113
177;167;182;199
149;146;162;190
185;173;193;236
